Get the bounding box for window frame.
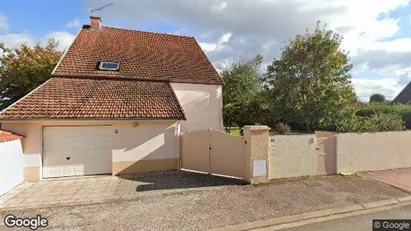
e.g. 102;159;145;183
98;61;120;71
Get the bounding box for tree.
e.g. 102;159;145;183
221;54;264;129
264;21;357;132
369;93;386;103
0;39;62;109
221;54;263;106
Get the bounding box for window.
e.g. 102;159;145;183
98;61;120;71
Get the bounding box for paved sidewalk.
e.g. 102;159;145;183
0;171;245;209
360;168;411;193
1;175;409;231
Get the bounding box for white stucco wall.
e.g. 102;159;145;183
112;121;178;161
171;83;223;132
269;135;317;179
0;139;24;196
1;120;179;178
336;131;411;173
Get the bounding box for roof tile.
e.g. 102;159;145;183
53;26;222;85
0;77;186;120
0;130;24;143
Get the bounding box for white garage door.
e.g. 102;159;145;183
43;126;112;178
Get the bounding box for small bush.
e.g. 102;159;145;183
335;107;405;132
335;107;365;133
365;113;405;132
356;103;411;128
275;122;291;134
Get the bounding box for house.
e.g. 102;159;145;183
392;81;411;104
0;16;223;181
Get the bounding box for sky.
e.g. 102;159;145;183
0;0;410;101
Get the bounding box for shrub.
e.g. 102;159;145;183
356;103;411;128
274;122;291;134
335;107;405;132
365;113;405;132
334;107;365;133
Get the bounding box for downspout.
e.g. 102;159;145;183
176;121;181;170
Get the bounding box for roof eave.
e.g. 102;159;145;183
0;117;186;122
52;74;222;85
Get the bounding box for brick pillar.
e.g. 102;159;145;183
243;125;270;184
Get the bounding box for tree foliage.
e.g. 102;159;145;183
221;54;263;106
0;39;62;109
221;54;265;129
369;93;386;103
264;21;357;132
335;106;405;132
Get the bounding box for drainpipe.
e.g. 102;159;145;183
176;121;181;170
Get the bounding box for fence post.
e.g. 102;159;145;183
243;125;270;184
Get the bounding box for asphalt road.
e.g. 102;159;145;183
282;203;411;231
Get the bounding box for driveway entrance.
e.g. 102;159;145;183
360;168;411;193
0;171;245;209
180;130;245;179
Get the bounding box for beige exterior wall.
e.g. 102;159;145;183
1;120;179;179
244;126;270;184
170;83;223;132
315;131;337;175
269;135;317;179
336;131;411;174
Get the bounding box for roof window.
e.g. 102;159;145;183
98;61;120;71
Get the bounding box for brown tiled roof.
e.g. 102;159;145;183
0;77;186;120
53;26;222;85
0;130;24;143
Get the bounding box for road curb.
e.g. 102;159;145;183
210;196;411;231
396;195;411;202
361;198;399;209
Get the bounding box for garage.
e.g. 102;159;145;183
42;126;112;178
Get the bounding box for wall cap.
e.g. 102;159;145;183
243;125;270;131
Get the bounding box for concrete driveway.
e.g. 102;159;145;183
0;171;245;209
360;168;411;193
1;175;409;231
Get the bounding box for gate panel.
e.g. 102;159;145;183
209;131;245;178
180;130;210;173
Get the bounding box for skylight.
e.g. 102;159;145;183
98;61;120;71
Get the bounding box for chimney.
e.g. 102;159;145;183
90;16;102;30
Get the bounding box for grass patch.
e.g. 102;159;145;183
230;128;241;137
226;127;310;136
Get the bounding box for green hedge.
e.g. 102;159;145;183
335;107;405;133
355;103;411;129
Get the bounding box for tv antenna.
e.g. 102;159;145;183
89;2;113;15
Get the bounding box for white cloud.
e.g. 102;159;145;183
199;32;232;53
352;77;405;102
0;14;75;51
66;19;81;28
199;42;217;53
0;14;8;32
211;2;227;12
0;33;36;48
0;31;74;51
43;31;75;51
